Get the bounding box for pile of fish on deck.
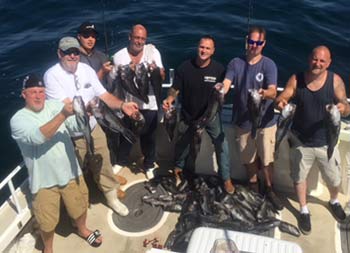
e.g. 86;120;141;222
142;175;300;251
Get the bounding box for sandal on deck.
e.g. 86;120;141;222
84;229;102;247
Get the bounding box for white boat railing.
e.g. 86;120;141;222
0;162;32;252
0;162;26;213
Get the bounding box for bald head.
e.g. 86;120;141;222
310;45;331;60
131;24;147;35
128;24;147;55
308;45;332;75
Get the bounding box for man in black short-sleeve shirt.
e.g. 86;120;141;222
163;35;235;194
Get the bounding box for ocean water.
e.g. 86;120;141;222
1;0;350;183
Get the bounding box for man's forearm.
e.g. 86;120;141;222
39;112;67;140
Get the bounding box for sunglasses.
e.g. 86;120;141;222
81;33;97;39
247;39;264;46
61;48;80;56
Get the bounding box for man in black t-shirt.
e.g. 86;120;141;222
163;35;235;194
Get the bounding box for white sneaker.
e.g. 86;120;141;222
145;167;156;180
104;190;129;216
112;164;123;175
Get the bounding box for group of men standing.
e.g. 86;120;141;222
10;22;350;253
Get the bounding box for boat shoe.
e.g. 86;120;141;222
298;213;311;235
329;202;346;221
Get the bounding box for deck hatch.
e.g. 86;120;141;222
111;182;168;233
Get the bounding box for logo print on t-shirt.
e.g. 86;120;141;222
204;76;217;83
255;73;264;82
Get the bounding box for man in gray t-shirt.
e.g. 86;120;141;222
223;26;283;210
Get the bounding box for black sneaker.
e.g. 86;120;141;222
299;213;311;235
329;202;346;221
266;189;284;211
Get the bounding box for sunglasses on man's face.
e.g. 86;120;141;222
61;48;80;56
81;33;97;39
247;39;264;46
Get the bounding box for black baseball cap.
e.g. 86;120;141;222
78;22;98;34
22;74;45;89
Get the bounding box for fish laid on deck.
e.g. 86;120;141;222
275;103;296;156
247;89;263;139
89;97;137;144
73;95;94;154
325;103;341;160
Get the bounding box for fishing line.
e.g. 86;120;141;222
101;0;109;55
247;0;254;32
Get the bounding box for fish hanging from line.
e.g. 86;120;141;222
325;103;341;160
275;103;296;158
247;89;263;139
73;96;94;155
89;97;137;144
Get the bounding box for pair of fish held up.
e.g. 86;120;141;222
73;96;145;150
163;82;224;151
113;62;151;103
274;102;340;161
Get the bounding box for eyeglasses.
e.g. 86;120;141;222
247;39;264;46
61;48;80;56
81;33;97;39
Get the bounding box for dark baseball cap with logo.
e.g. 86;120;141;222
78;22;98;34
22;74;45;89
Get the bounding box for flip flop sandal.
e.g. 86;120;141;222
85;229;102;247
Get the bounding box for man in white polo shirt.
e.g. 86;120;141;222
44;36;138;216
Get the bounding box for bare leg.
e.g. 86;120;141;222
328;185;339;200
262;163;273;188
246;159;259;192
40;230;54;253
295;181;308;208
75;211;102;244
246;159;259;183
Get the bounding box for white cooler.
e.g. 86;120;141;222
186;227;302;253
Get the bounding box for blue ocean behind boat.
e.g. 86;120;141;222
0;0;350;184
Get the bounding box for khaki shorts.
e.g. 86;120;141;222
290;144;341;187
236;125;276;166
32;175;88;232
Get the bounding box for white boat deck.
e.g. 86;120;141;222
3;114;350;253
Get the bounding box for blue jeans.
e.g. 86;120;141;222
174;112;231;180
